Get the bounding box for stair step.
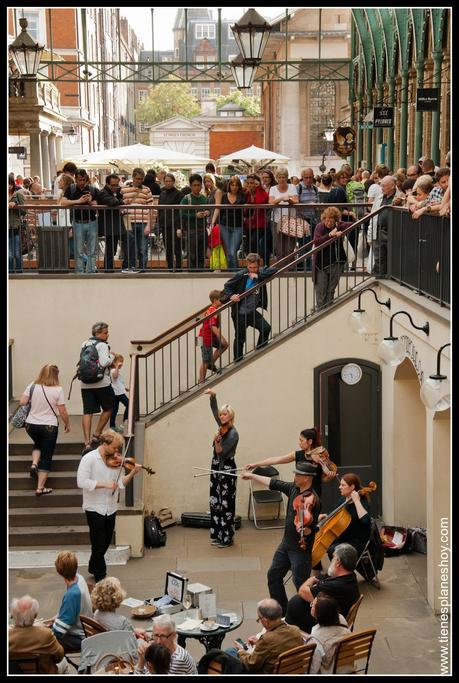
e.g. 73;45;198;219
9;546;129;568
9;442;83;456
9;471;78;490
9;489;82;508
9;507;86;527
9;454;80;472
9;525;91;547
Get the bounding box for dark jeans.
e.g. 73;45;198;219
372;228;388;276
110;393;129;427
9;229;22;272
187;229;207;270
233;310;271;361
85;510;116;582
248;227;273;266
125;223;148;269
164;225;183;270
267;540;312;615
104;233;119;271
24;423;58;471
285;593;315;632
55;630;83;653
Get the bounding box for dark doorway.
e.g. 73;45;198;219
314;358;381;516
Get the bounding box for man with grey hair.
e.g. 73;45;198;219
79;322;115;455
136;613;197;674
9;595;67;674
231;598;304;673
367;174;400;276
285;543;360;633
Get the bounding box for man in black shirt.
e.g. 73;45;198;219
97;174;124;271
285;542;360;632
242;461;320;615
61;169;99;273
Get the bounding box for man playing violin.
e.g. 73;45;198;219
77;429;142;583
242;461;320;616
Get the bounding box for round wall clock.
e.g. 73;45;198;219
341;363;363;385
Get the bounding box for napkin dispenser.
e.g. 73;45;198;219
186;582;212;608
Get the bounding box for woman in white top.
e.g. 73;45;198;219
306;593;352;674
19;364;70;496
268;167;299;260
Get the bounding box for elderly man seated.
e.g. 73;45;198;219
9;595;68;674
285;543;360;633
229;599;304;674
136;614;197;675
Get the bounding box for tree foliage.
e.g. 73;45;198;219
216;90;261;117
136;82;200;126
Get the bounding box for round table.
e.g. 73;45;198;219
175;609;243;652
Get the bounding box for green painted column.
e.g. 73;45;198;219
399;70;409;169
387;79;395;171
414;60;425;163
375;83;383;146
366;90;373;169
357;66;364;166
430;51;443;165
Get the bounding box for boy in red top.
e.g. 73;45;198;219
198;290;228;383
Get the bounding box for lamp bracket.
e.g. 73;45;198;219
357;287;391;310
389;311;429;338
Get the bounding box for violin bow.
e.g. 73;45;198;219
111;436;132;496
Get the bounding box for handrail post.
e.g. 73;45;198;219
125;352;140;507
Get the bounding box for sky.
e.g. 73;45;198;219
121;7;284;51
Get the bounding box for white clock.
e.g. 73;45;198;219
341;363;363;385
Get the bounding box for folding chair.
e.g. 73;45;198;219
332;628;377;674
272;643;317;674
357;539;381;588
78;630;138;674
345;594;364;632
248;466;286;529
9;653;40;674
80;615;108;639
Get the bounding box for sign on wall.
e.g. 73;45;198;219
416;88;440;112
373;107;394;128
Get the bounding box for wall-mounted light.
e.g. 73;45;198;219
9;17;44;78
64;125;78;145
420;343;451;411
231;8;271;63
349;287;391;335
377;311;429;366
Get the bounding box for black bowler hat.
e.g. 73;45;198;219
292;461;317;476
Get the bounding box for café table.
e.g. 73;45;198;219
175;609;243;652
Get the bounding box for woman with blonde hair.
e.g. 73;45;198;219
18;364;70;495
91;576;146;640
203;389;239;547
268;167;299;259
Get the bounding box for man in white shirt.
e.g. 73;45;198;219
77;430;142;583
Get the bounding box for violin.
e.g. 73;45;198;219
311;481;377;566
105;454;155;476
219;423;230;437
308;447;337;477
293;490;316;550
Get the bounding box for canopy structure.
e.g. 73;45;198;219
218;144;290;172
68;143;209;171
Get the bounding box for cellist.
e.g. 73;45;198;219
242;461;320;616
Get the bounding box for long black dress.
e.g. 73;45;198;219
209;394;239;546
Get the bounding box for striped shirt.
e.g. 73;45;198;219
427;185;444;205
134;643;197;675
52;574;93;639
121;182;154;226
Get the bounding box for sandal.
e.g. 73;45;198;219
30;464;38;478
35;487;53;496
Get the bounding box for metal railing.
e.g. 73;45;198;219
8;201;370;274
388;208;450;307
8;339;14;403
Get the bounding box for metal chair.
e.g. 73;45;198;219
80;615;108;639
272;643;317;674
248;466;286;529
357;538;381;588
345;594;364;632
9;653;41;674
332;628;377;674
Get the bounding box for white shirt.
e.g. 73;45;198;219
79;338;114;389
367;182;383;202
77;448;125;515
24;383;64;427
269;184;298;222
110;369;126;396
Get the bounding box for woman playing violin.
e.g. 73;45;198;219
318;473;371;559
204;389;239;548
245;427;336;498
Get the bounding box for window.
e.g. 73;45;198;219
230;87;238;94
139;121;149;133
195;23;215;40
309;81;336;155
255;85;262;96
138;89;148;103
201;87;211;98
175;47;179;58
190;88;198;98
228;24;235;40
23;10;45;44
213;87;221;96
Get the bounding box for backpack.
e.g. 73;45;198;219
68;338;105;400
144;513;167;548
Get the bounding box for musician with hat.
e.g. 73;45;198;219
242;461;320;616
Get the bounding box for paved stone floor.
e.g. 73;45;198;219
8;523;443;675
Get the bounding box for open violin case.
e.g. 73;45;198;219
181;512;242;529
380;525;413;556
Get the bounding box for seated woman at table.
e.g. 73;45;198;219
142;643;172;674
91;576;147;641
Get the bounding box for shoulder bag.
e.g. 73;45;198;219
280;213;310;239
94;653;135;675
41;385;59;426
10;384;36;429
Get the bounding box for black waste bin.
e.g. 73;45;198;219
38;226;69;272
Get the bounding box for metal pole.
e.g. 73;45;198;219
117;9;122;83
151;8;155;83
285;9;289;79
414;60;425;162
185;8;188;81
399;70;409;169
430;51;442;164
387;79;395;171
47;9;55;81
217;8;222;76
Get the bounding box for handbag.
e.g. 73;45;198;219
10;384;36;428
94;653;135;675
280;214;310;239
342;236;355;265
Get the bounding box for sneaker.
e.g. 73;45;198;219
113;425;124;433
217;542;234;548
210;540;220;546
81;444;93;456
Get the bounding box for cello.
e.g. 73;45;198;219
311;481;377;566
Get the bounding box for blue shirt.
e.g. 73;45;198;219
52;574;92;639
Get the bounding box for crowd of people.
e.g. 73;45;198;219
8;152;450;275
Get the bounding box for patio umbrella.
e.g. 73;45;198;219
218;144;290;172
68;143;209;171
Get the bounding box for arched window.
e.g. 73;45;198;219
309;81;336;155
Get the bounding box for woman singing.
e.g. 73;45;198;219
204;389;239;548
245;427;336;499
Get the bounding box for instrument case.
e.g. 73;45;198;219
181;512;242;530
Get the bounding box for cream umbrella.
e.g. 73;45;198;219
69;143;209;171
218;144;290;172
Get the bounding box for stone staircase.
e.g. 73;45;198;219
8;441;90;547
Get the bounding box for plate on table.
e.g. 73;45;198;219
200;621;219;632
131;605;157;618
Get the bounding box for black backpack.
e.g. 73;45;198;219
68;338;106;400
144;514;167;548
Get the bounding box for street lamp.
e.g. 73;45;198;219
230;53;257;90
231;8;271;63
64;125;78;145
420;343;451;411
319;126;335;173
9;17;44;78
377;311;429;366
348;287;391;335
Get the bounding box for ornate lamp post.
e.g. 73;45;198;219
319;127;335;173
9;17;44;78
230;8;271;91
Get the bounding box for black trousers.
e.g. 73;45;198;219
164;225;183;270
233;310;271;361
285;593;315;632
85;510;116;582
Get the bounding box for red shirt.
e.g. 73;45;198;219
244;186;269;231
199;305;220;346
